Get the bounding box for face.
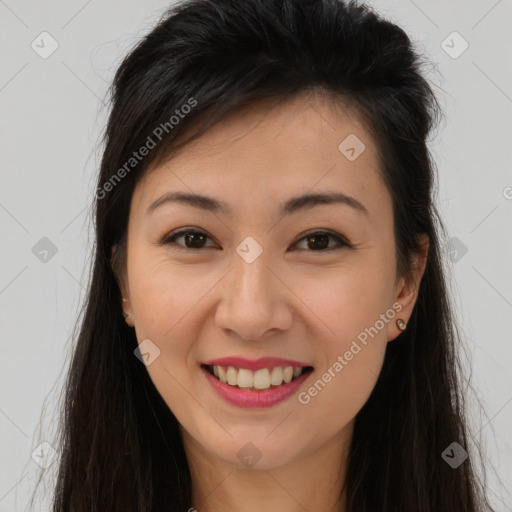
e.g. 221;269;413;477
116;92;426;471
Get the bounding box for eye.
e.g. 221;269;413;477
161;228;352;252
292;230;352;252
161;228;218;250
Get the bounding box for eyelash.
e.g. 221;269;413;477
160;228;353;253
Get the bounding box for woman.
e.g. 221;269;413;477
46;0;496;510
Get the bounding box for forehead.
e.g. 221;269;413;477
132;91;388;221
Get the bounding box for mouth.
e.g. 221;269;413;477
201;363;314;392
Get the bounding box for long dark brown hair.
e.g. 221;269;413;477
31;0;500;510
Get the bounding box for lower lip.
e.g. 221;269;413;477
201;366;313;409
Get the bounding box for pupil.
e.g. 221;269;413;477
307;234;328;250
186;232;205;248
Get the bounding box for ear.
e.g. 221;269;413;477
388;233;429;341
111;244;134;327
111;244;126;294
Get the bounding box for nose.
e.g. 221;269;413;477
214;249;293;342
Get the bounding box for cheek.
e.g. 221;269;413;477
129;252;213;337
127;255;213;394
295;255;394;411
127;257;210;418
296;253;395;345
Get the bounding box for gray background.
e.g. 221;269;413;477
0;0;511;510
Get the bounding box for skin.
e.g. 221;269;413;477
115;90;428;511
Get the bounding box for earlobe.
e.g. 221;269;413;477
388;234;429;342
121;297;134;327
398;234;429;305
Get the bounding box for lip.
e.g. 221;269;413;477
202;356;311;372
201;364;314;409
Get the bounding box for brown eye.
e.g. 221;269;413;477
161;228;352;252
162;229;217;250
293;231;351;252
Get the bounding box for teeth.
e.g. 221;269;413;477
283;366;293;383
226;366;238;386
218;365;227;383
210;365;306;390
238;368;253;389
270;367;283;386
253;368;270;390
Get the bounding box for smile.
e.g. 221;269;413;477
203;364;313;391
200;357;314;408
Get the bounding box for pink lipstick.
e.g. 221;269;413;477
200;357;314;408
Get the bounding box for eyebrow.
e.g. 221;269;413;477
147;191;369;217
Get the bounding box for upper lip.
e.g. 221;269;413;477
202;357;312;371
